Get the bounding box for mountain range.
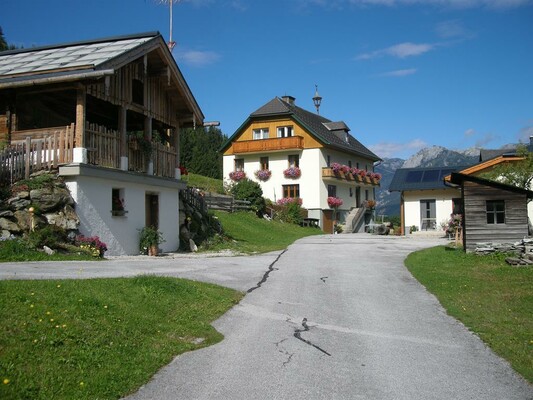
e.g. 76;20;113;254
375;146;482;217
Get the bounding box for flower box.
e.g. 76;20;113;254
229;170;246;181
254;169;272;182
327;196;343;208
284;166;301;179
111;210;128;217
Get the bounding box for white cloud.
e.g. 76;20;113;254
369;139;428;158
357;42;434;60
435;20;469;38
474;132;498;147
177;50;221;66
464;128;476;137
379;68;418;77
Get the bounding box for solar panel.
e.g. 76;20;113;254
405;170;423;183
422;169;440;182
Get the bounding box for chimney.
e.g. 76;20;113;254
281;95;295;105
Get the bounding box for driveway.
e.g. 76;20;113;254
1;234;531;399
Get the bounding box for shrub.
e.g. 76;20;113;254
268;199;304;225
75;235;108;258
231;179;266;215
26;225;68;250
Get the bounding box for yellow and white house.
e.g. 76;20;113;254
221;95;381;233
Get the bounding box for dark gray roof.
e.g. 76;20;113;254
479;148;517;162
389;166;469;192
237;97;380;161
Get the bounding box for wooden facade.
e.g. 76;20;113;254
450;173;533;252
0;33;203;183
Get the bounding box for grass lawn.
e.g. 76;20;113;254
0;276;243;399
184;173;224;194
405;246;532;383
0;239;97;262
204;211;323;254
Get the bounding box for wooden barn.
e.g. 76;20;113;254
448;173;533;252
0;32;204;255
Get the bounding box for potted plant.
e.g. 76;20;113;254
139;226;165;256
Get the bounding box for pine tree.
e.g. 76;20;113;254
179;126;226;179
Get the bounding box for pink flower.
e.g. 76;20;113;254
327;197;343;208
283;167;301;179
254;169;272;181
277;197;303;206
229;171;246;181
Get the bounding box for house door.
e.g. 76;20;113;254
145;193;159;228
420;199;436;230
323;209;334;234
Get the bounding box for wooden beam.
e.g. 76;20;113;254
119;105;127;158
75;87;86;147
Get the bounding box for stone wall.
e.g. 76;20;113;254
0;171;79;239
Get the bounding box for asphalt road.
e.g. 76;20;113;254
1;234;531;399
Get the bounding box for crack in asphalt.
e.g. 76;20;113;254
247;249;287;293
320;276;328;283
294;318;331;356
275;338;294;368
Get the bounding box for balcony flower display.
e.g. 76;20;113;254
229;170;246;181
358;169;367;178
277;197;303;206
369;172;381;180
327;196;343;208
331;162;343;173
283;166;301;179
350;167;360;176
254;169;272;182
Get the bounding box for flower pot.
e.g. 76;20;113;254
148;245;159;256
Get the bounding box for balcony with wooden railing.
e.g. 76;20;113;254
232;136;304;154
1;122;178;185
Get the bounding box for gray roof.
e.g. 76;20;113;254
239;97;380;161
389;166;469;192
479;148;518;162
0;32;157;80
449;173;533;198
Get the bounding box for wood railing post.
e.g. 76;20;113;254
24;137;31;179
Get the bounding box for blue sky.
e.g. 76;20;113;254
2;0;532;159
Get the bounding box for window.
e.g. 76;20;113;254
486;200;505;224
260;157;269;170
112;188;126;216
288;154;299;168
328;185;337;197
277;126;293;138
452;198;463;215
253;128;269;140
283;184;299;198
348;160;352;168
234;159;244;171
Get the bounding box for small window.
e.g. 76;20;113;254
260;157;269;170
288;154;299;168
234;159;244;171
277;126;293;138
111;188;127;216
349;188;353;197
283;184;299;199
486;200;505;224
348;160;352;168
365;189;369;201
253;128;269;140
328;185;337;197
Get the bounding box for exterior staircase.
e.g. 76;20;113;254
344;206;367;233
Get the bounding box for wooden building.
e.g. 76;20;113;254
448;173;533;252
0;32;204;255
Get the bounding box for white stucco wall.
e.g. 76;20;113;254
223;147;377;217
61;165;182;256
403;188;460;232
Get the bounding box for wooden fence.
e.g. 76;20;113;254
86;122;120;169
203;193;251;212
0;125;75;186
152;142;176;179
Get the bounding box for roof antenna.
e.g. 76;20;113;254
313;84;322;114
158;0;180;51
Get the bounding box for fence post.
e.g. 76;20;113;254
25;137;31;179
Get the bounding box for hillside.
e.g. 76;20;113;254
375;146;480;217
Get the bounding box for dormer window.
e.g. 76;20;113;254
277;126;293;138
